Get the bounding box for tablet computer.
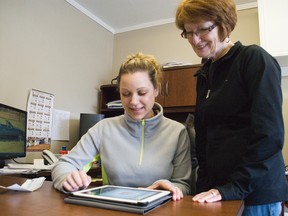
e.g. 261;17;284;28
71;185;171;206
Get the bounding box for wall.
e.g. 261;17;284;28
0;0;114;162
112;8;259;75
113;8;288;164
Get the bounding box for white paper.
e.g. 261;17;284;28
162;61;193;68
0;167;38;174
0;177;46;192
106;100;123;109
52;109;70;141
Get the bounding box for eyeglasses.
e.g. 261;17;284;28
181;24;217;39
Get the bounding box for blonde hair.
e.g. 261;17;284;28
175;0;237;41
117;52;162;89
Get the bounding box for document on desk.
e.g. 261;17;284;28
0;167;38;174
0;177;46;192
7;163;54;170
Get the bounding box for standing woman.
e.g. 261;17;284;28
175;0;288;215
52;53;192;201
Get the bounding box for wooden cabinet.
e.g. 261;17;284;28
156;64;200;122
258;0;288;66
99;64;200;122
156;65;200;108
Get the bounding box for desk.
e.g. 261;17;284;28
0;166;102;186
0;176;244;216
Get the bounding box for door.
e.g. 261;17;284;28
156;66;199;107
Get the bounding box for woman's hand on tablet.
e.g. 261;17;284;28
63;170;92;192
147;180;183;201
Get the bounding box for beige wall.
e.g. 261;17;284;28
112;8;260;76
1;3;287;165
113;8;288;164
0;0;114;162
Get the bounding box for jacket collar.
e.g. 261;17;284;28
123;102;163;138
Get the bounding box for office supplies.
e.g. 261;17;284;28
65;185;172;214
59;146;68;156
41;149;59;165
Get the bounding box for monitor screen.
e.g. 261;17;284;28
0;103;27;168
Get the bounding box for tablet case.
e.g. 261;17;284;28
64;194;172;215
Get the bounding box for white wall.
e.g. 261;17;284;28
0;0;114;162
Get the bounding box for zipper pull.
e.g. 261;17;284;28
206;89;211;99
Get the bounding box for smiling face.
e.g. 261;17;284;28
175;0;237;61
184;21;229;62
119;71;159;120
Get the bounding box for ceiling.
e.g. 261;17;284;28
65;0;257;34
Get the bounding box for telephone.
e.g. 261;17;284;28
42;150;59;165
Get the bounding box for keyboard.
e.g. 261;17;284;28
8;163;54;170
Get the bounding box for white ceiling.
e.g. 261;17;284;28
65;0;257;34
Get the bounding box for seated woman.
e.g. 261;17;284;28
51;52;192;201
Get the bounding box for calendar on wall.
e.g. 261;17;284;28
26;89;54;151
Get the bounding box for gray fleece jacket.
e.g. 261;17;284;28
52;103;192;195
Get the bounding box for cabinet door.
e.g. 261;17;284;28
165;67;197;107
258;0;288;57
156;81;165;106
156;66;198;107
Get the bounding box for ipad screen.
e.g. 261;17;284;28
83;187;158;200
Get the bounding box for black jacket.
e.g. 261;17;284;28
194;41;288;205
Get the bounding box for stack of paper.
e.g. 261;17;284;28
106;100;123;109
7;163;54;170
0;167;38;174
162;61;193;68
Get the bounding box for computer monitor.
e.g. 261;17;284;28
0;103;27;168
79;113;104;139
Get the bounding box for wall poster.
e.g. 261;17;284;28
26;89;54;151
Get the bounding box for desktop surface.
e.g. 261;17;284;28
0;176;244;216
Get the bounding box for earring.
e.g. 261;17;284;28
225;37;231;43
